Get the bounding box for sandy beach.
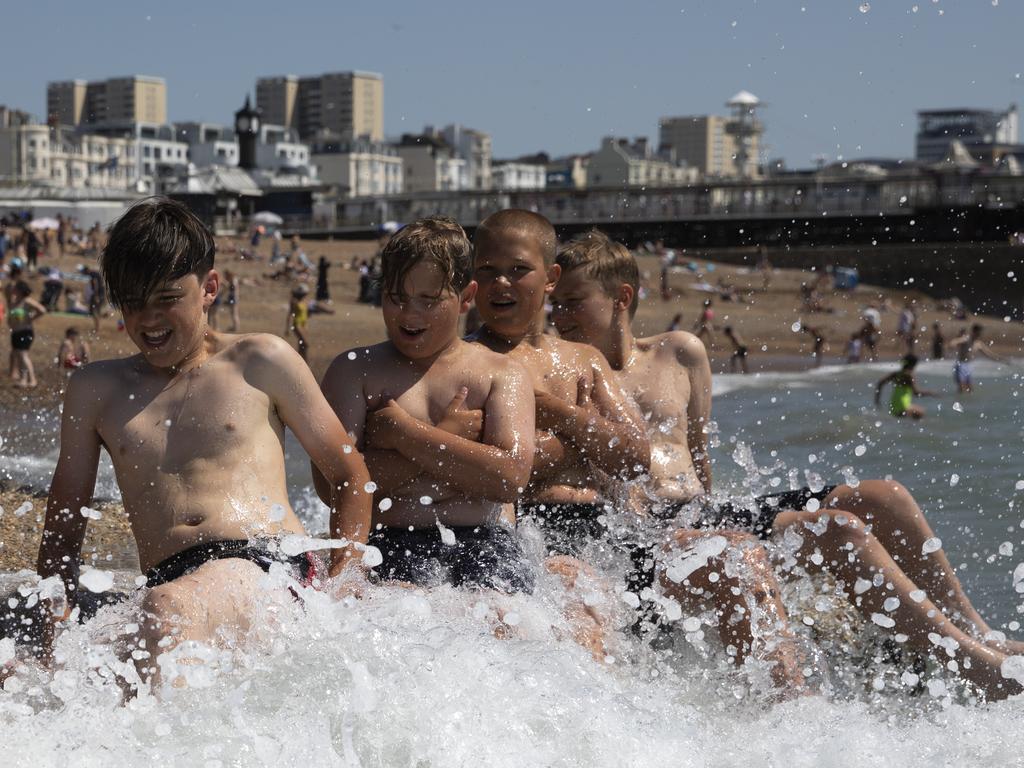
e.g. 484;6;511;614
2;234;1022;574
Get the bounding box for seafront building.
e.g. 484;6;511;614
436;125;493;190
47;76;167;129
256;72;384;142
586;137;696;187
396;134;467;193
915;106;1020;164
659;92;764;179
492;155;547;191
311;136;403;198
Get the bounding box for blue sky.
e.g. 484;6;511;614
2;1;1020;167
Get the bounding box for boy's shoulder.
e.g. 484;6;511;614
458;338;529;379
637;330;708;367
322;340;397;383
540;334;607;369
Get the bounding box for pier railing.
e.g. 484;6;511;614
323;170;1024;232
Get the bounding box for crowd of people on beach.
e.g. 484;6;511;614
0;198;1020;709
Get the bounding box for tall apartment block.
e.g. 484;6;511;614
256;71;383;141
659;115;759;179
47;76;167;128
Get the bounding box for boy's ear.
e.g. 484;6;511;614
545;263;562;294
459;280;478;314
616;283;635;313
201;269;221;311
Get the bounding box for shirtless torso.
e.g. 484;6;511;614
61;334;314;571
614;331;711;505
321;337;533;528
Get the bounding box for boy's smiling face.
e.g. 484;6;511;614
550;267;617;346
121;270;218;370
382;260;474;362
472;230;559;338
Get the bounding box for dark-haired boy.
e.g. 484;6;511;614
36;197;373;686
552;229;1024;700
314;216;536;593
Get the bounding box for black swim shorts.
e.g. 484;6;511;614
517;502;610;558
145;539;320;588
10;329;33;351
663;485;839;540
368;525;535;594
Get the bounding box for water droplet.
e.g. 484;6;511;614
419;496;433;506
79;568;114;593
871;612;895;629
361;545;383;568
79;507;102;520
363;481;378;494
949;473;960;487
859;3;871;12
805;498;821;512
1015;480;1024;491
922;537;942;555
791;321;802;332
884;597;901;612
952;402;964;412
347;351;357;360
854;578;873;594
1000;542;1014;557
910;589;927;602
378;497;393;512
854;444;867;457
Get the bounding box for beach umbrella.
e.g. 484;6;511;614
27;217;61;230
253;211;283;225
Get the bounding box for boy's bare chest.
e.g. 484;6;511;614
514;347;589;401
99;374;275;472
622;356;689;431
370;365;488;424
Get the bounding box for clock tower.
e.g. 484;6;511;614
234;95;261;170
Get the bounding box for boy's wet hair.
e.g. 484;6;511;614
65;327;79;338
102;196;215;312
380;216;472;300
556;229;640;317
475;209;558;266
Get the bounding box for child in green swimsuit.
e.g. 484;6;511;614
875;354;933;419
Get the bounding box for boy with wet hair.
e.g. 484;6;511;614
471;211;650;552
315;215;536;593
553;228;1024;700
36;197;373;686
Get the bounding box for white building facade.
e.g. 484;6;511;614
312;138;403;197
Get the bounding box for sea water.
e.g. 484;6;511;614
1;360;1023;766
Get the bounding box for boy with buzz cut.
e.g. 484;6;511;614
552;229;1024;700
470;210;650;554
314;215;536;593
36;197;373;687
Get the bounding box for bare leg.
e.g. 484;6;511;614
135;559;266;690
659;529;809;694
823;481;1021;652
545;554;608;661
774;507;1021;700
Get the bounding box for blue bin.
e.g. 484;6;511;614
833;267;859;291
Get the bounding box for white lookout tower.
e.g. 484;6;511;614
725;90;763;179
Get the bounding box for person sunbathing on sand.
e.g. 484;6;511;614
33;198;373;690
552;228;1024;701
314;216;537;596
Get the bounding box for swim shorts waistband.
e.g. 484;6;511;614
369;524;534;594
659;486;839;540
517;502;609;557
145;539;320;588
